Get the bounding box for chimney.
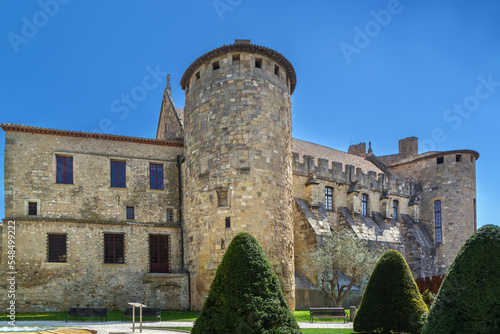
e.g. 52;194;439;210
399;137;418;158
348;142;366;158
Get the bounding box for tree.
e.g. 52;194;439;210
422;224;500;334
305;229;379;307
191;232;301;334
354;249;428;334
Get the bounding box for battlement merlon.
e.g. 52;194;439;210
292;152;412;197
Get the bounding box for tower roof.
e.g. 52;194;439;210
180;39;297;94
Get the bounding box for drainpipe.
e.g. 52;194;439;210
176;155;191;310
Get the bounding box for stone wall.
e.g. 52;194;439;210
378;136;419;165
182;46;295;310
292;154;412;199
0;128;187;311
415;153;477;274
0;219;186;311
3;130;183;223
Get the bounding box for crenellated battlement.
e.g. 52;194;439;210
292;152;412;197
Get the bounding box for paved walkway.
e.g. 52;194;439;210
1;320;353;333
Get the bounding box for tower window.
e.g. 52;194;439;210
212;61;220;71
104;233;125;264
126;206;135;220
167;208;174;222
48;234;67;263
471;155;474;163
195;71;200;81
255;58;262;69
28;202;38;216
274;64;280;76
232;54;240;63
56;156;73;184
393;200;399;220
110;161;126;188
150;163;164;190
361;194;369;216
225;217;231;228
437;157;444;165
435;200;442;244
221;239;225;250
456;154;462;162
325;187;333;211
217;188;229;207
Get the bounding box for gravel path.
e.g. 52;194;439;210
1;320;353;333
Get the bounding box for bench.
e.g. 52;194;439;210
65;307;108;322
121;307;162;322
309;307;348;323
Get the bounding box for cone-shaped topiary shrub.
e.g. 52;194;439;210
191;232;301;334
422;224;500;334
354;249;428;334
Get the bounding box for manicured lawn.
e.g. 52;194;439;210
0;310;200;322
1;310;349;323
159;328;354;334
302;330;354;334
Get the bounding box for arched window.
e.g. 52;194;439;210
434;200;442;244
361;194;369;216
325;187;334;211
393;200;399;220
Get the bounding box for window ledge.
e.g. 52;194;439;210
54;183;75;186
109;187;128;190
42;262;69;268
100;263;127;267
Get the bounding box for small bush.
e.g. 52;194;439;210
191;232;301;334
420;290;435;307
422;224;500;334
353;249;428;334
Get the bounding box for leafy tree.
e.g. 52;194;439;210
191;232;301;334
305;229;379;307
422;224;500;334
354;249;428;334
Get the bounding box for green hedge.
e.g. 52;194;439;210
191;232;301;334
422;224;500;333
354;249;428;334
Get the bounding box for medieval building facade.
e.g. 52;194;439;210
1;40;478;311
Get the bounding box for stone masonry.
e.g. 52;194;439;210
181;40;296;310
0;40;479;311
0;126;187;311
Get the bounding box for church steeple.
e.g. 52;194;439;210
166;74;171;94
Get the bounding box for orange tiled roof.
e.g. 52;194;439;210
0;123;184;147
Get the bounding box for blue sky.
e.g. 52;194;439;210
1;0;499;228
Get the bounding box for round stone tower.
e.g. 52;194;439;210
416;150;479;274
180;40;297;310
